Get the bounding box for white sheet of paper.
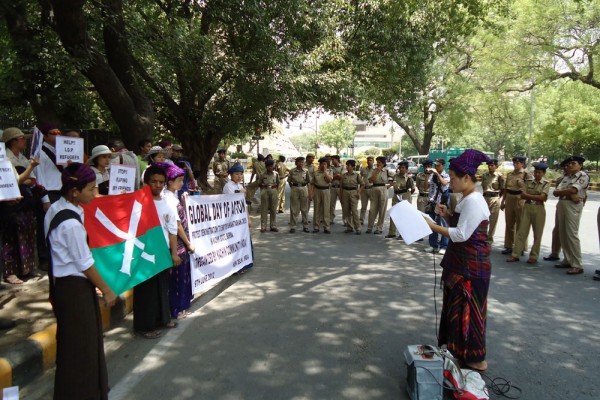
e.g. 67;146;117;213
0;160;21;201
55;136;84;165
2;386;19;400
388;200;432;245
108;165;136;195
0;142;5;161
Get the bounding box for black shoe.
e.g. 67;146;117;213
355;231;361;235
555;264;571;269
0;318;16;330
593;274;600;281
278;210;284;214
313;229;319;233
385;234;395;238
303;228;310;233
324;230;331;234
501;248;512;255
289;228;296;233
374;230;382;235
543;255;560;261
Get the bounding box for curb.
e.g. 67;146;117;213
0;289;133;389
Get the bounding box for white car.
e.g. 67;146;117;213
500;161;514;171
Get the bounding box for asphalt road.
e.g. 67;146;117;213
22;189;600;400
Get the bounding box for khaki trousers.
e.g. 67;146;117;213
504;193;526;249
329;187;340;223
512;204;546;259
556;200;584;268
213;177;227;194
417;194;428;213
485;196;501;243
360;188;372;223
549;210;561;257
368;186;388;231
289;186;309;228
260;188;278;228
341;190;360;230
277;177;287;212
388;193;412;236
245;181;261;204
313;188;331;231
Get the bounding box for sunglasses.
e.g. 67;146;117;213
48;129;61;136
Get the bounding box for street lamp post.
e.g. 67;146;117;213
251;128;265;157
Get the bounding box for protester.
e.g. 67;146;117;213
137;138;152;172
87;145;113;196
141;146;167;184
170;144;197;196
108;138;141;190
423;149;491;372
133;165;180;339
44;162;116;400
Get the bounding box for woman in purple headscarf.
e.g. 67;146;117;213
423;149;491;372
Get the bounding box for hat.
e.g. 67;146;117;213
422;158;433;165
512;156;526;163
158;140;172;148
228;162;244;174
166;164;185;180
533;162;548;171
318;157;328;163
172;144;183;151
144;146;165;160
346;159;356;167
265;159;275;166
561;155;585;166
295;157;305;162
1;127;31;142
449;149;490;177
434;158;446;166
61;163;96;193
398;161;409;168
487;158;499;165
217;148;226;154
86;145;114;165
306;152;315;158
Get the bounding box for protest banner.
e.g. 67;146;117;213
0;142;5;161
29;126;43;160
55;136;84;165
108;165;136;195
186;193;252;294
0;160;21;201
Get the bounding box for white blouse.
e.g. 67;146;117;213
448;192;490;243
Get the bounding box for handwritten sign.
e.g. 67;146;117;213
0;160;21;201
108;165;136;195
55;136;84;165
0;142;5;161
29;126;43;160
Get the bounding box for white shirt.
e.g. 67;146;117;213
44;197;94;278
162;190;181;222
223;180;244;194
448;192;490;243
154;198;178;245
91;166;110;186
7;150;35;179
36;142;63;191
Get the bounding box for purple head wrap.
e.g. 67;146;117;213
449;149;490;177
152;161;184;180
61;163;96;194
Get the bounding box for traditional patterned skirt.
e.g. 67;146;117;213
2;210;36;278
438;271;489;363
169;254;193;318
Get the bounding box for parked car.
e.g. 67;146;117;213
386;162;397;175
407;161;418;175
500;161;514;171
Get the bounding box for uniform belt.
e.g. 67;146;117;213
525;200;544;205
331;185;340;189
394;189;408;194
342;186;358;190
261;185;277;189
507;190;522;195
372;183;386;187
290;183;307;187
314;184;330;190
483;192;500;197
418;192;429;197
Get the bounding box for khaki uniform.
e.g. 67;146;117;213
329;164;344;223
548;175;565;258
388;173;414;236
415;171;429;212
258;171;279;229
312;169;331;231
556;171;590;269
481;171;505;243
340;172;363;231
359;165;375;224
503;169;531;250
306;163;315;212
212;159;231;194
276;161;289;212
288;167;310;230
512;178;550;260
245;160;266;204
367;168;391;232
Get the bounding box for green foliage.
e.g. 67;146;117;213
317;117;355;154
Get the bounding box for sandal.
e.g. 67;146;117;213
5;275;24;285
566;267;584;275
135;330;162;339
505;257;519;263
163;321;178;329
526;258;537;264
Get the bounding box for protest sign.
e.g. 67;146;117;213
0;142;5;161
55;136;84;165
186;193;252;294
389;200;432;245
108;165;136;195
29;126;43;159
0;160;21;201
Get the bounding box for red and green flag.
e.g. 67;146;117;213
81;185;172;295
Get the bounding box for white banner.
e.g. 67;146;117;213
0;143;5;161
0;161;21;201
186;193;252;294
108;165;136;195
55;136;84;165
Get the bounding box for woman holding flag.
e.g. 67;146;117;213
44;162;116;400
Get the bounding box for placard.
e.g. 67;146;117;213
0;160;21;201
0;142;5;161
29;126;43;159
186;193;253;294
55;136;84;165
108;165;136;195
388;200;432;245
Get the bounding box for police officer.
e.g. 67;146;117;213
506;162;550;263
500;156;531;254
305;152;316;215
340;160;363;234
258;159;280;232
415;159;432;213
481;158;505;244
276;155;289;213
245;154;266;205
329;155;344;224
310;157;333;233
552;155;589;275
288;157;310;233
366;156;391;234
359;156;375;225
212;148;231;194
543;160;568;261
385;161;415;239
